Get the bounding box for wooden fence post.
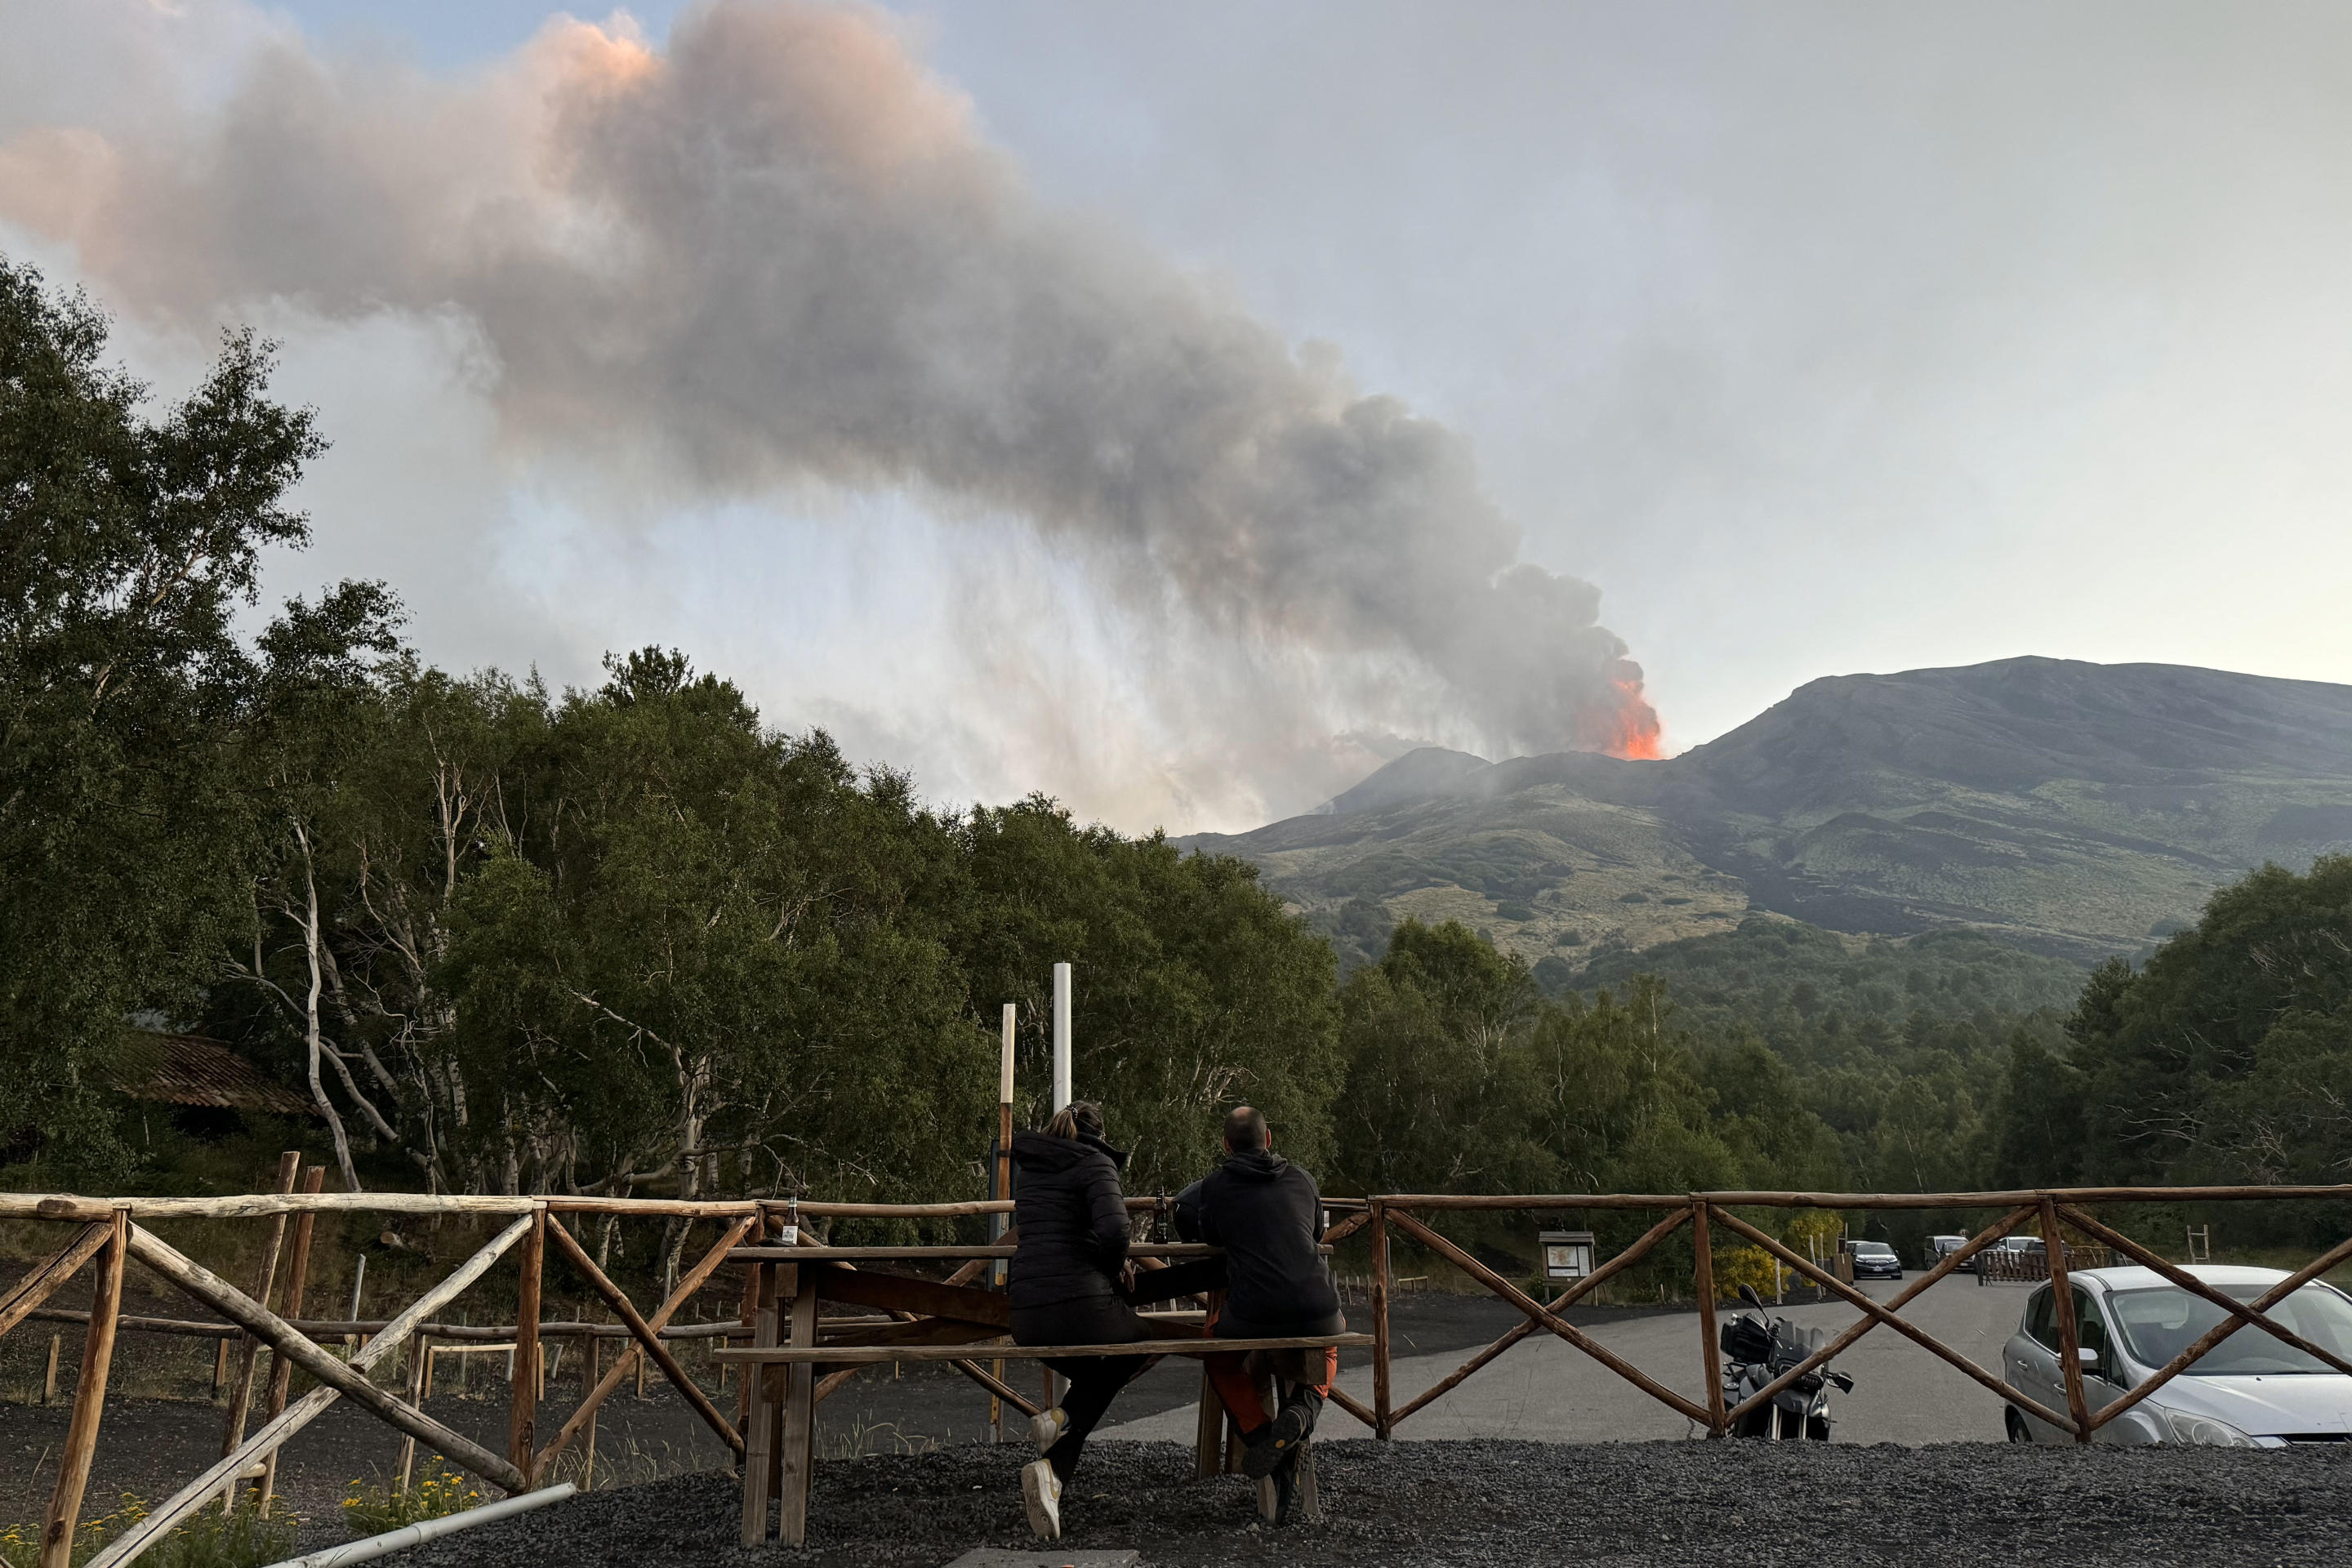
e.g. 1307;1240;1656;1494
1370;1200;1392;1440
257;1165;325;1512
509;1205;546;1483
736;1218;768;1437
1192;1363;1223;1478
220;1151;302;1497
39;1208;125;1568
777;1270;818;1546
396;1333;426;1493
1692;1202;1727;1437
43;1334;61;1405
2042;1196;2091;1443
582;1334;601;1490
739;1262;779;1546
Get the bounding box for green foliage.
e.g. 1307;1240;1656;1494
0;257;329;1178
1575;916;2087;1022
2038;856;2352;1196
1576;916;2082;1214
0;261;1338;1230
341;1461;481;1537
955;800;1339;1192
213;648;1335;1215
2;1497;294;1568
1331;919;1846;1199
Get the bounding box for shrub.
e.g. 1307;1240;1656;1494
1710;1242;1780;1302
341;1460;481;1539
2;1496;294;1568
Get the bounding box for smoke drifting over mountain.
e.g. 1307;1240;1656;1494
0;0;1658;809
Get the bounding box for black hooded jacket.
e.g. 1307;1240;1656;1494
1174;1148;1339;1327
1009;1129;1132;1310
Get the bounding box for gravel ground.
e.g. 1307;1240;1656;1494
0;1290;1579;1552
381;1439;2352;1568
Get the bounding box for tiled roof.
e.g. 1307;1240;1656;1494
111;1032;319;1118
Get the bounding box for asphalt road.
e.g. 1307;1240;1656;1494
1098;1276;2029;1446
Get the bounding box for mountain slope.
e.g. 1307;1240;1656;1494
1184;657;2352;964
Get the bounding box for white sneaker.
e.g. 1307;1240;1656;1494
1027;1405;1070;1454
1021;1457;1062;1539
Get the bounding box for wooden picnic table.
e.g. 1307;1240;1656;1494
724;1242;1359;1545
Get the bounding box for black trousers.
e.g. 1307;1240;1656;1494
1012;1294;1154;1481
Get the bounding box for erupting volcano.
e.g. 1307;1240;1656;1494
1592;666;1665;760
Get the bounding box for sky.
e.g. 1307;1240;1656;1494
5;2;2351;833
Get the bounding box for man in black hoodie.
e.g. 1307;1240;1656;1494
1175;1105;1345;1498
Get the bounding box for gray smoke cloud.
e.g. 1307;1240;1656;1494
0;0;1659;794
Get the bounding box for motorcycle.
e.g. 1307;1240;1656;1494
1718;1284;1852;1439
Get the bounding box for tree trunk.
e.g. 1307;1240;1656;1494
297;825;362;1193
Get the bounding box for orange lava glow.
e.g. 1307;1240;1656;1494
1598;673;1665;760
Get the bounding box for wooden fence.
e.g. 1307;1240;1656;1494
4;1178;2350;1565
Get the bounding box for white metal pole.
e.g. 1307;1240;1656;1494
263;1484;577;1568
1051;962;1072;1111
1000;1004;1017;1107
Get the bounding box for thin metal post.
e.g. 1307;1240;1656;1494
1051;963;1072;1111
1370;1200;1392;1439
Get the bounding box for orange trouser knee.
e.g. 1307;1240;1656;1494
1205;1353;1270;1431
1207;1347;1338;1428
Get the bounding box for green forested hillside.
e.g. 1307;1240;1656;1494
1188;662;2352;964
1568;918;2089;1023
1569;919;2090;1200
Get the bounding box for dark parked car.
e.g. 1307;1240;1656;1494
1846;1241;1904;1280
1928;1233;1970;1272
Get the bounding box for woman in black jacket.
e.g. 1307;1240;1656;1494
1008;1100;1152;1540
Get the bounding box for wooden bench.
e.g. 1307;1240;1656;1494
717;1247;1364;1544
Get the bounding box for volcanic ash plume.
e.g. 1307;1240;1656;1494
0;0;1661;783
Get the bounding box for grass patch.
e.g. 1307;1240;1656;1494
340;1459;482;1538
2;1496;296;1568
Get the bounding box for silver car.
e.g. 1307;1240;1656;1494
2002;1264;2352;1446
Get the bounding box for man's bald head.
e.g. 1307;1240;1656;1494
1224;1105;1269;1152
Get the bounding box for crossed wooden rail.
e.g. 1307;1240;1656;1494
7;1178;2351;1567
1353;1187;2352;1446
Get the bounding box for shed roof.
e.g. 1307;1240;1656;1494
112;1032;318;1118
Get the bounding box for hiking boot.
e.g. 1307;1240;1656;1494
1020;1457;1062;1539
1027;1405;1069;1454
1254;1445;1303;1526
1243;1402;1312;1479
1270;1452;1299;1526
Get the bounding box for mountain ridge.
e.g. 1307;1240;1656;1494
1185;657;2352;967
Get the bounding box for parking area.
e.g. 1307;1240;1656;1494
1100;1276;2028;1446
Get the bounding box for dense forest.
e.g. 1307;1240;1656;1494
7;257;2349;1253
